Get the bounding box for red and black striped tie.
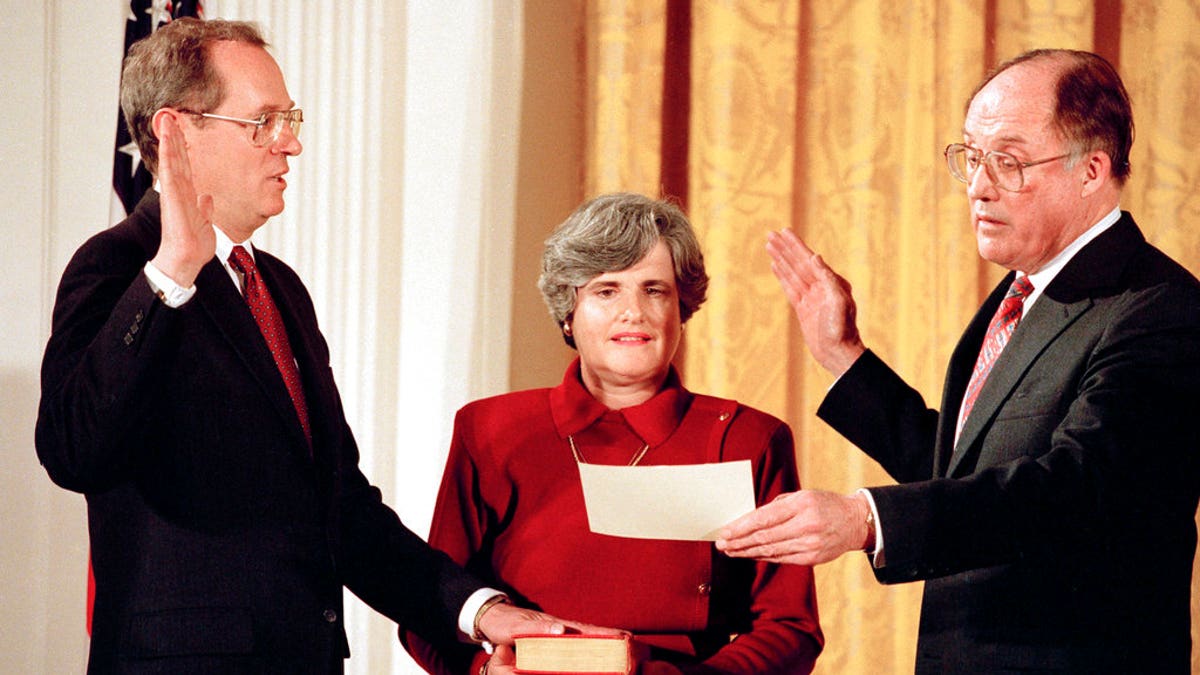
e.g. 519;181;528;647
955;275;1034;443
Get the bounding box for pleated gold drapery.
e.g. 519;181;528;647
582;1;1200;672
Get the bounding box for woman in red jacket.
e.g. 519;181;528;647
404;193;823;674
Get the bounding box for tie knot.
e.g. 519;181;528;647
1007;275;1034;300
229;245;256;275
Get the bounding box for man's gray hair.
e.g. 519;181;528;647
120;18;267;177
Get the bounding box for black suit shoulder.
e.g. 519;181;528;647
1046;212;1199;301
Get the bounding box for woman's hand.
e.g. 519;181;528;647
481;643;515;675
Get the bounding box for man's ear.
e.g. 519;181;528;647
150;108;185;142
1080;150;1112;198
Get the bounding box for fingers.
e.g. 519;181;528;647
715;496;807;562
492;643;515;665
197;193;214;227
766;228;816;266
561;618;625;637
718;492;809;553
719;494;795;541
767;231;850;305
485;643;516;675
479;605;625;646
157;113;192;192
716;490;867;567
717;523;815;564
486;622;624;675
766;230;819;289
768;259;804;307
155;109;207;228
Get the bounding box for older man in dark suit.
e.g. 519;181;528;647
35;18;607;674
717;49;1200;673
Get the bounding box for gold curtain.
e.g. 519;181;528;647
582;1;1200;672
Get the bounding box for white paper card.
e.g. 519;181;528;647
576;460;755;541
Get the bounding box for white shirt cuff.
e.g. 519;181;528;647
857;488;886;567
143;262;196;308
458;587;508;638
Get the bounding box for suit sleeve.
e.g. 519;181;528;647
399;407;495;675
336;442;484;648
35;231;183;493
818;349;940;484
283;302;485;648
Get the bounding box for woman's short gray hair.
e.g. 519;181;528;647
538;193;709;348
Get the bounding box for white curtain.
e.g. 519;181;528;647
212;2;523;672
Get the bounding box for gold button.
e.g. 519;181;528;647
697;583;711;596
718;412;730;421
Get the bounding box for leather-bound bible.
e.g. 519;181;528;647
514;633;643;674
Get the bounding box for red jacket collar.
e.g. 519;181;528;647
548;358;692;447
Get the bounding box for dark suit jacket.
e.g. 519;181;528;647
36;191;482;674
818;213;1200;673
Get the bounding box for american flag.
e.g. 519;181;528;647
111;0;205;219
93;1;206;635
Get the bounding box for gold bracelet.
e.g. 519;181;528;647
472;593;510;643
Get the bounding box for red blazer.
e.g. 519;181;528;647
405;360;823;674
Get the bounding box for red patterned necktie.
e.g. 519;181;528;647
229;245;311;443
955;275;1034;442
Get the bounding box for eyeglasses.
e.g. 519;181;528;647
944;143;1069;192
183;109;303;147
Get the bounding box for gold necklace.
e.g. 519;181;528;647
567;435;651;466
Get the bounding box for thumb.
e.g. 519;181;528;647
197;194;214;226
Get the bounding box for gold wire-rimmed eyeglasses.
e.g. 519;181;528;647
181;108;303;147
944;143;1069;192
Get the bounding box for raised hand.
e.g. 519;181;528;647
149;111;215;288
715;489;873;566
766;229;866;377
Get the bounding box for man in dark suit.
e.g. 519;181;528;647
35;18;607;674
717;49;1200;672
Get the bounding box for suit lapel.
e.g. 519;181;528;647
934;280;1007;477
196;258;312;452
947;293;1092;476
944;212;1143;477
